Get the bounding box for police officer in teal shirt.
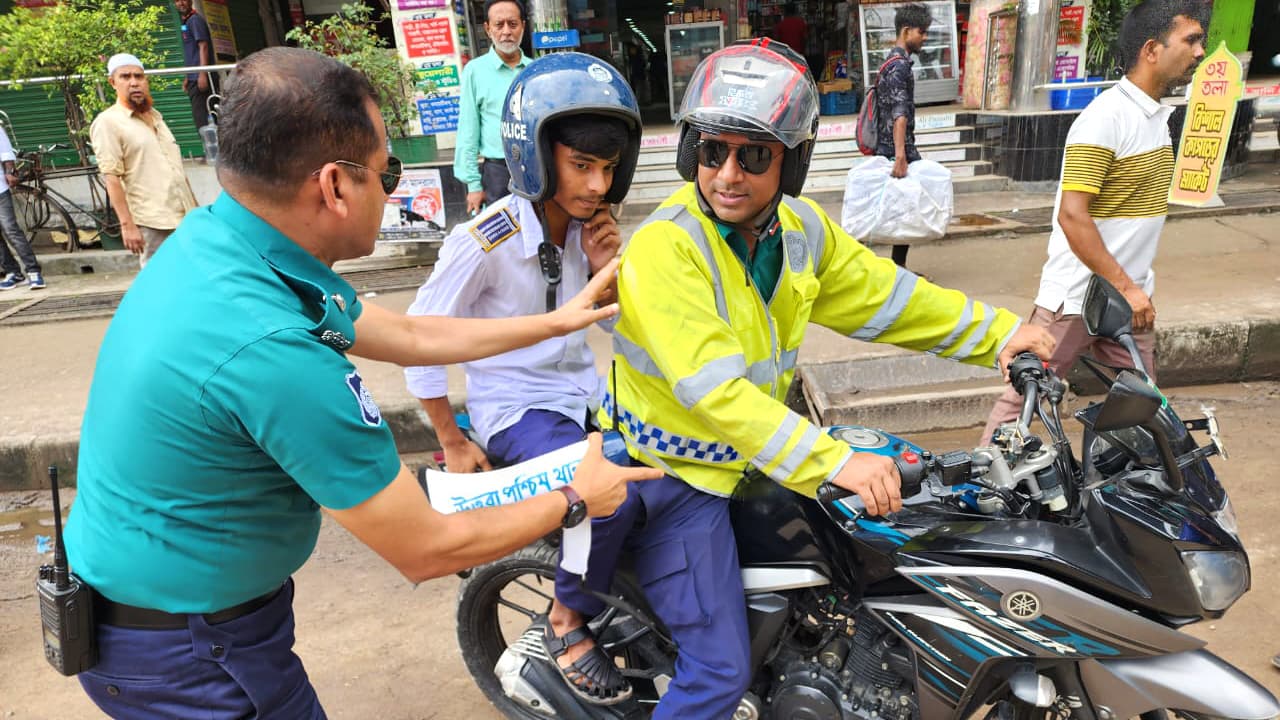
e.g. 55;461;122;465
64;47;659;719
456;0;530;215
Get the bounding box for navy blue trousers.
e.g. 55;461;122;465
79;579;326;719
491;409;750;718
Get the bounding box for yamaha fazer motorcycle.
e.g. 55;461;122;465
454;276;1280;720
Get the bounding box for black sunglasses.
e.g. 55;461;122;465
695;139;777;175
329;155;404;194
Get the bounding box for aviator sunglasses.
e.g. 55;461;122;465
695;139;777;175
324;155;404;194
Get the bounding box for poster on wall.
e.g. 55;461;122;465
1054;0;1090;80
392;6;465;137
381;168;447;241
1169;43;1243;207
202;0;239;60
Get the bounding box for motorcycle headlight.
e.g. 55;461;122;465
1181;550;1249;612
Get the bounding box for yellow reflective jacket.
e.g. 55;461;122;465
600;184;1022;499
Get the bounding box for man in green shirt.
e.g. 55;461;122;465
456;0;530;215
64;46;659;719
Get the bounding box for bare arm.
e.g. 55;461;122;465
102;174;144;253
351;257;620;366
1057;190;1154;329
420;396;491;472
891;116;909;178
327;434;662;583
197;40;211;90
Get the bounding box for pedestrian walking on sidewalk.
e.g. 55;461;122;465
63;46;657;719
89;54;197;268
0;123;43;290
980;0;1207;443
876;3;931;268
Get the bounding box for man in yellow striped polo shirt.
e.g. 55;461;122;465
982;0;1207;441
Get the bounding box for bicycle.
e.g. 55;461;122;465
11;143;120;252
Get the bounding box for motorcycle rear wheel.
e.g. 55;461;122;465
455;540;665;719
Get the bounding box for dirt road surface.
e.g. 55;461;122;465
2;382;1278;718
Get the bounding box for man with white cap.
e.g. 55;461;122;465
90;53;198;267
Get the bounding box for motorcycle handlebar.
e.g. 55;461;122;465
817;453;926;516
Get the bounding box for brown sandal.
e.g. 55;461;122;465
538;618;633;706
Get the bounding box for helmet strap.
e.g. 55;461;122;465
532;201;563;313
694;183;783;243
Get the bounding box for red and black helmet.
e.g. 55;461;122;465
675;39;820;196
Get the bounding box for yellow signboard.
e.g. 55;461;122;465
202;0;239;61
1168;42;1242;207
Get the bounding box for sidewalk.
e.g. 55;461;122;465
1;163;1278;489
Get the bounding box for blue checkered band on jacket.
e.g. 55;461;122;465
603;394;741;463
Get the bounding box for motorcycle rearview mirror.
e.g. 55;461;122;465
1082;275;1149;375
1092;371;1162;432
1082;275;1132;339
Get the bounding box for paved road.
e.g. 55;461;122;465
2;381;1277;719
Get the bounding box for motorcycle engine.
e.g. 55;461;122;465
765;609;916;720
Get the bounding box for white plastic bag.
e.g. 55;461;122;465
841;156;953;243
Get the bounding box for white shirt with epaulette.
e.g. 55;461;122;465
404;194;607;446
1036;76;1176;315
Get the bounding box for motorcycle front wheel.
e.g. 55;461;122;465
455;540;670;719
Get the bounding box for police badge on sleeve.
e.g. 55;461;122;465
345;371;383;427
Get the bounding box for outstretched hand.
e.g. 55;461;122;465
547;257;621;335
570;433;663;517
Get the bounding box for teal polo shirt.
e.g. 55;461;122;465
454;48;530;192
65;193;401;613
715;218;784;303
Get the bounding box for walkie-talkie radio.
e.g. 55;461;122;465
36;465;97;675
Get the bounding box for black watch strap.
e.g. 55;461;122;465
555;485;587;528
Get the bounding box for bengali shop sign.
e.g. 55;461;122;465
397;0;447;9
203;0;238;59
402;16;455;58
1169;43;1243;207
416;59;460;91
418;95;460;133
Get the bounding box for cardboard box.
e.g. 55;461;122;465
819;78;853;93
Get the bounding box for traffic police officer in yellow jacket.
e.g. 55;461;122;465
552;40;1056;719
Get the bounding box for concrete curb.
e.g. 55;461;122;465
4;317;1278;492
798;316;1280;435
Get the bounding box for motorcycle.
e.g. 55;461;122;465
453;275;1280;720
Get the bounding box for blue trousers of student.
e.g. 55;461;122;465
488;408;751;718
79;579;326;719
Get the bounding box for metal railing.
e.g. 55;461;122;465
0;63;238;88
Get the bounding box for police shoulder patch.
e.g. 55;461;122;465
345;371;383;427
471;208;520;252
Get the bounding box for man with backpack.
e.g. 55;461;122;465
870;3;932;267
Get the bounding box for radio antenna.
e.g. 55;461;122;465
49;466;69;591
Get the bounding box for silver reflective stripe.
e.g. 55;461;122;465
929;299;975;355
780;197;825;272
779;347;799;374
614;334;663;378
992;318;1023;368
674;354;747;408
671;212;731;323
851;267;919;341
753;413;801;469
638;204;684;231
774;422;822;480
746;357;775;386
952;302;998;360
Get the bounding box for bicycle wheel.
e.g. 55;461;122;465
11;186;79;252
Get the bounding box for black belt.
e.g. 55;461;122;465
94;584;284;630
482;157;505;164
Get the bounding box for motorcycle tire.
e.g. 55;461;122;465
455;540;660;719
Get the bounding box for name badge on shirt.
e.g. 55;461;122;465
471;208;519;253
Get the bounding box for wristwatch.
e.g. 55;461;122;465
555;485;588;529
